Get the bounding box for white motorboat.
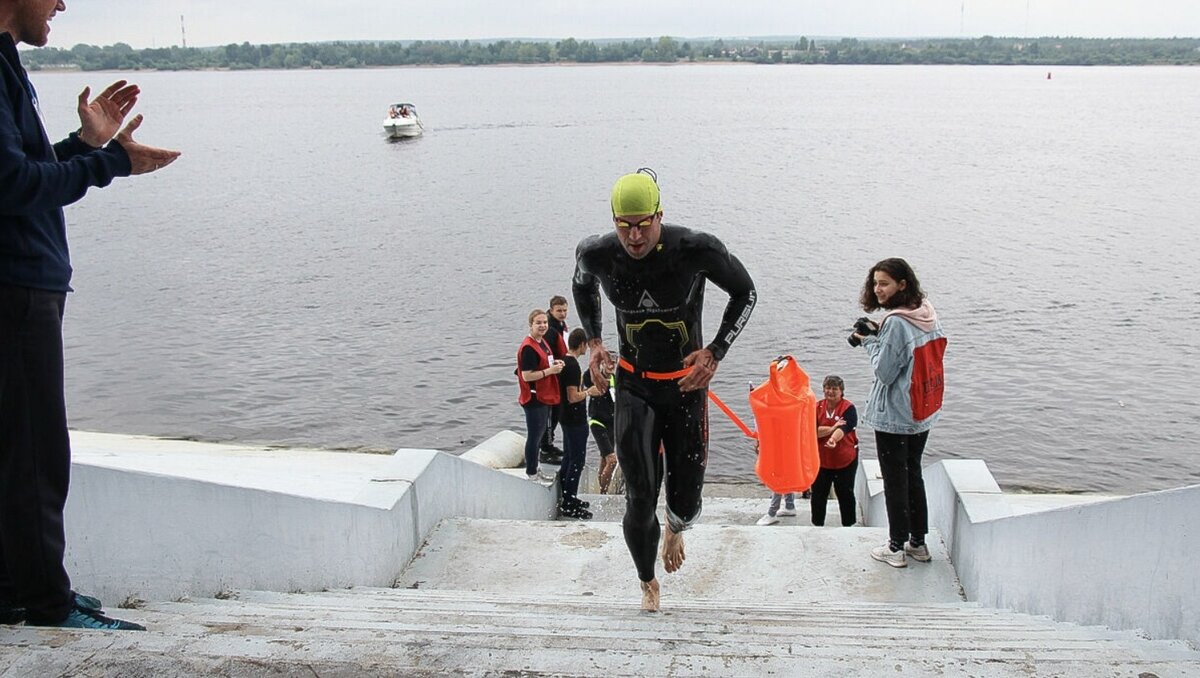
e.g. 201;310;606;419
383;103;423;139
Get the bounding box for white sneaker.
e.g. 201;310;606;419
870;544;907;568
756;513;780;526
904;542;932;562
526;472;538;481
777;508;797;517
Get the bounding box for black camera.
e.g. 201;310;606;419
847;317;878;347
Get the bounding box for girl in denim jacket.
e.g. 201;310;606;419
852;258;946;568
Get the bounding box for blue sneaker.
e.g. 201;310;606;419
73;592;103;611
47;604;145;631
0;591;104;625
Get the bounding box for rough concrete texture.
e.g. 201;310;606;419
2;586;1197;677
398;517;963;605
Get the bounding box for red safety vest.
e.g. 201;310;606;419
816;398;858;470
549;321;568;358
516;336;561;406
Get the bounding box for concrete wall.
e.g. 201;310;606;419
856;458;1199;646
950;483;1198;647
856;458;887;529
65;443;556;604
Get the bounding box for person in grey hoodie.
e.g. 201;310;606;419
852;258;946;568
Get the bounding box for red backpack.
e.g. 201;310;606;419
910;337;946;421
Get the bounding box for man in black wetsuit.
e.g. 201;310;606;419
573;169;756;612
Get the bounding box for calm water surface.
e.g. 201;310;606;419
31;64;1200;493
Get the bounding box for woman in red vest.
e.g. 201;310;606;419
811;375;859;527
517;309;564;479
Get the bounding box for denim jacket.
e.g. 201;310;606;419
860;301;945;435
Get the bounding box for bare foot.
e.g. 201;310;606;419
661;521;686;573
640;578;660;612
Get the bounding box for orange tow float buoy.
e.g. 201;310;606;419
750;356;820;494
707;355;821;494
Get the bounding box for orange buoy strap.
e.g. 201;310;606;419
707;389;757;440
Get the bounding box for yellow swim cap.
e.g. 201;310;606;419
610;172;661;217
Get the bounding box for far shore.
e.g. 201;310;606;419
29;59;1197;76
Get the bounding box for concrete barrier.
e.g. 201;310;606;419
461;429;625;495
857;457;1199;646
64;432;556;604
461;430;525;469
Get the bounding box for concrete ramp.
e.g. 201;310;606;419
400;517;963;605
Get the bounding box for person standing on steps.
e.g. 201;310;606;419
583;355;619;494
556;329;602;520
810;375;859;527
851;258;946;568
573;168;756;612
1;0;181;631
516;309;563;480
540;295;570;464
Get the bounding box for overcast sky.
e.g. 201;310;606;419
46;1;1200;49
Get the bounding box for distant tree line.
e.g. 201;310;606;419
21;36;1200;72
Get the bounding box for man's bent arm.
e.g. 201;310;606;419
704;251;757;361
0;93;131;214
572;246;604;342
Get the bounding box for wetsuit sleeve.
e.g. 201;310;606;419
842;404;858;432
519;346;541;372
572;237;604;341
697;238;756;361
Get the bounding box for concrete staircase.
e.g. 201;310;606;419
2;496;1198;676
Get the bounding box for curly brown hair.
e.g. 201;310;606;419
860;258;925;311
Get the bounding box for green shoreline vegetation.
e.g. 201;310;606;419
22;36;1200;71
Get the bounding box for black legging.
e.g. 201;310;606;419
614;374;707;583
809;458;858;526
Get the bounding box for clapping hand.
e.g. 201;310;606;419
77;80;139;148
116;115;181;175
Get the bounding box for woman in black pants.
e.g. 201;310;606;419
810;375;859;527
851;258;947;568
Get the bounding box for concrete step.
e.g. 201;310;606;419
574;493;820;526
399;517;965;604
1;588;1196;677
154;590;1178;647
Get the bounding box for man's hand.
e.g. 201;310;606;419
679;348;718;392
77;81;139;148
115;115;181;175
588;341;613;390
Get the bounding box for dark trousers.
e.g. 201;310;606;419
875;430;930;549
558;422;588;501
541;403;561;449
0;284;74;624
522;402;550;475
810;458;858;526
615;375;707;583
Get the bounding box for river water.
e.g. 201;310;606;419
30;63;1200;493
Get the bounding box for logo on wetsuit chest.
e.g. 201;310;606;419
625;318;690;364
639;290;659;309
